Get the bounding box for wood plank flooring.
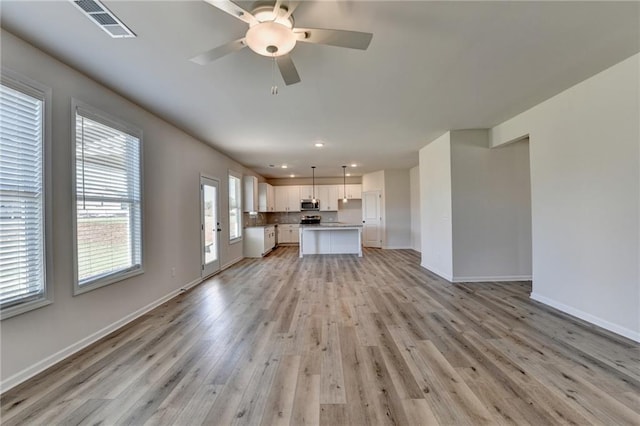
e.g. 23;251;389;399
2;247;639;425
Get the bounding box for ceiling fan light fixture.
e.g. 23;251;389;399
245;21;296;57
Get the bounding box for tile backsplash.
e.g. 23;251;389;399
270;211;338;224
243;211;339;227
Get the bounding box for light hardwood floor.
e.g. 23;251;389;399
2;247;639;425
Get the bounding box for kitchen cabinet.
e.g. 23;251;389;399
345;184;362;199
277;224;300;244
258;183;275;212
243;225;276;257
243;176;258;212
298;185;314;200
299;224;363;257
318;185;339;211
274;186;301;212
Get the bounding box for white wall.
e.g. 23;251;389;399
450;130;532;281
0;30;261;388
491;54;640;341
383;170;411;249
409;166;421;252
362;169;414;249
419;133;453;280
362;170;386;246
362;170;384;193
337;199;362;224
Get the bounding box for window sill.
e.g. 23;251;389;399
74;267;144;296
230;237;243;245
1;297;53;320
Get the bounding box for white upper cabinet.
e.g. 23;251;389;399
274;186;288;212
272;184;360;211
299;185;314;200
274;185;301;212
345;184;362;199
318;185;339;211
258;182;275;212
243;176;258;212
287;186;301;211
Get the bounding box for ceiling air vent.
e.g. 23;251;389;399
70;0;136;38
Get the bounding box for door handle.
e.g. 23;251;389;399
217;228;222;232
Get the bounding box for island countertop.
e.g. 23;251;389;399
299;223;363;229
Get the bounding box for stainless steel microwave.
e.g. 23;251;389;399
300;199;320;211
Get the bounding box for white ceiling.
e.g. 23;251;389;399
1;1;638;178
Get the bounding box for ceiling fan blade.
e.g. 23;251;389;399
273;0;282;16
276;54;301;86
190;38;246;65
202;0;258;26
282;1;301;19
295;28;373;50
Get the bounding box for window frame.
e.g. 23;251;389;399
71;99;144;296
0;69;53;320
228;170;242;244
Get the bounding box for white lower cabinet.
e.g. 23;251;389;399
277;224;300;244
244;225;276;257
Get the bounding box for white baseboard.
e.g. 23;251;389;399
180;277;203;292
531;292;640;343
222;256;243;271
452;275;532;283
200;256;244;282
420;263;453;282
1;281;192;393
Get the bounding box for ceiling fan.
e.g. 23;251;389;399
190;0;373;86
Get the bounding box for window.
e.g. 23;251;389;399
0;73;52;319
73;101;143;294
229;172;242;242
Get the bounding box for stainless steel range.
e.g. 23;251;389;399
300;215;321;224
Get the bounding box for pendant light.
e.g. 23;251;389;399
342;165;348;204
311;166;316;203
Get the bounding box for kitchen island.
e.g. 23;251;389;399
299;223;363;257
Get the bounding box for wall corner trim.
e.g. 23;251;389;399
530;292;640;343
420;263;453;282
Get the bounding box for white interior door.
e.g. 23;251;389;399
201;176;221;277
362;190;382;248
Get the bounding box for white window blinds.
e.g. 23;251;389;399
74;107;142;289
0;82;45;309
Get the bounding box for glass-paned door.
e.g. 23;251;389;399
201;176;220;277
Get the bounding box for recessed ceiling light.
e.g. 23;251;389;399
314;142;324;147
289;174;295;178
350;163;357;167
346;173;351;177
281;165;288;169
